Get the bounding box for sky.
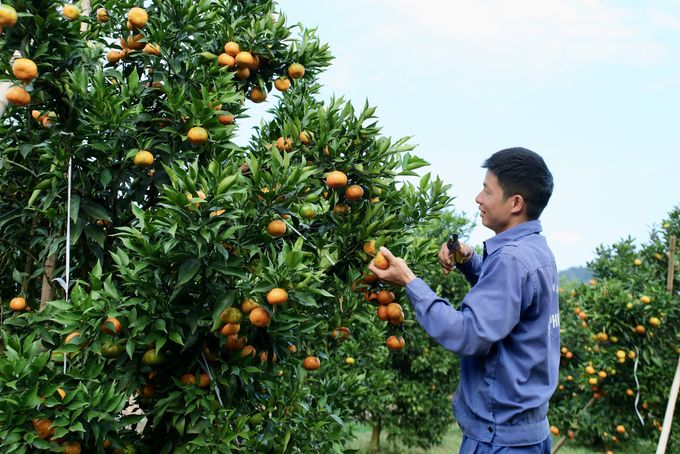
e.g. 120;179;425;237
241;0;680;270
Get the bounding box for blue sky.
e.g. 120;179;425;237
242;0;680;270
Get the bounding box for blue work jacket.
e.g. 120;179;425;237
405;220;560;446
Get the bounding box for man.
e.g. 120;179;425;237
369;148;560;454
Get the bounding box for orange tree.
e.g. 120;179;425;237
0;1;454;452
331;211;473;452
550;206;680;452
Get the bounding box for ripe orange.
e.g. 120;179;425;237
649;317;661;328
288;344;298;353
259;351;278;363
332;203;349;215
249;87;267;103
616;424;625;434
276;136;293;152
386;335;405;351
224;41;240;57
56;388;67;400
640;295;651;304
235;51;254;68
634;325;646;335
198;372;211;388
345;185;364;202
96;7;109;23
267;288;288;305
133;150;154;166
299;130;313;145
65;332;83;345
374;251;389;270
550;426;560;436
61;440;82;452
106;50;122;64
302;355;320;370
9;296;27;311
326;170;348;188
377;290;395;305
363;240;376;256
62;4;81;20
187;126;208;144
578;311;588;320
345;357;356;365
249;307;271;327
218;114;234;125
180;373;196;385
288;63;305;79
218;53;236;68
0;4;18;27
143;43;161;56
241;345;256;357
377;305;389;321
267;219;287;237
220;323;241;336
235;67;250;80
274;77;291;92
386;302;403;319
241;298;259;314
32;418;55;440
127;7;148;29
101;317;123;335
224;334;246;350
331;326;350;340
6;86;30;106
125;33;146;50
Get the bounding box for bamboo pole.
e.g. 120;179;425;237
656;235;677;454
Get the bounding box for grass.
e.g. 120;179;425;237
344;423;655;454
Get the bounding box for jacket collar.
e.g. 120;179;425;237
483;220;543;257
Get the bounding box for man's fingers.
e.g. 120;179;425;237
378;246;396;260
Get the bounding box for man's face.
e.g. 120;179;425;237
475;170;516;234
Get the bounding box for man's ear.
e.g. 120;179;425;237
510;195;525;215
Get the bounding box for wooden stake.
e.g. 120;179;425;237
656;235;677;454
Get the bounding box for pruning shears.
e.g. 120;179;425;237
447;233;461;262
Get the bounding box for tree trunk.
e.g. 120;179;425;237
368;424;381;454
40;254;57;310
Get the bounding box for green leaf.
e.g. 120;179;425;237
177;259;201;286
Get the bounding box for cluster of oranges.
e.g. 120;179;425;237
104;7;155;64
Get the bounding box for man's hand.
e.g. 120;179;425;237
368;247;417;287
438;241;473;275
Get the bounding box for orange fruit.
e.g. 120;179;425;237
6;86;30;106
241;298;259;314
578;311;588;320
62;4;81;20
649;317;661;328
56;388;67;400
65;331;83;345
241;345;256;357
143;43;161;56
127;7;148;29
386;335;405;351
32;418;55;440
332;203;349;215
142;349;165;366
235;51;254;68
101;317;123;335
259;351;278;363
218;114;234;125
377;305;389;321
235;67;251;81
249;307;271;327
96;7;109;23
386;302;403;319
220;323;241;336
219;307;243;324
267;220;286;237
626;388;634;396
374;251;389;270
218;53;235;68
197;373;211;388
9;296;27;311
634;325;646;335
299;203;316;220
326;170;348;188
249;87;267;103
331;326;350;340
0;4;18;27
377;290;395;305
187;126;208;145
616;424;625;434
299;130;313;145
224;334;246;350
363;240;376;256
180;373;196;385
345;185;364;202
60;440;82;453
550;426;560;436
639;295;651;304
133;150;154;166
302;355;320;370
224;41;240;57
267;287;288;305
101;342;124;358
345;357;356;365
288;344;298;353
106;50;122;64
276;136;293;152
125;33;146;50
288;63;305;79
274;77;291;92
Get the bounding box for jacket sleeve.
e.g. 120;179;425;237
406;253;528;356
456;252;482;285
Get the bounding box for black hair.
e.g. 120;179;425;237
482;147;554;220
